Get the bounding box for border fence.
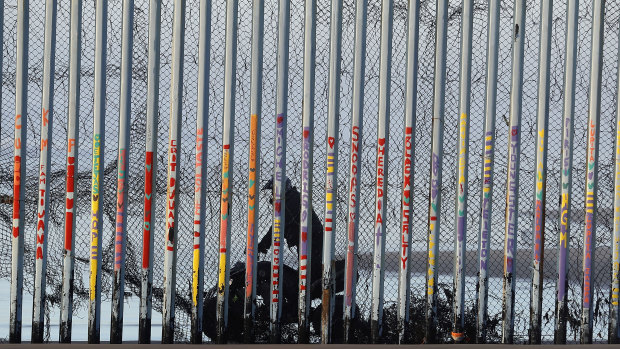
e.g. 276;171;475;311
1;0;620;345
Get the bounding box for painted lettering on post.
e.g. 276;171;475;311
115;149;127;271
219;145;231;293
272;114;285;305
143;151;154;269
375;138;386;266
345;125;360;308
558;116;571;301
480;132;494;272
90;133;102;300
246;115;259;299
65;153;75;251
165;139;178;253
400;127;412;270
428;151;439;295
300;127;311;291
192;128;204;306
505;126;519;274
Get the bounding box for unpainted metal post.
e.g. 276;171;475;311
343;0;366;342
139;0;160;343
32;0;57;343
397;0;419;344
88;0;107;342
476;0;500;343
190;0;210;344
529;0;552;344
452;0;473;343
270;0;289;343
60;0;81;343
501;0;526;343
370;0;393;343
425;0;447;343
162;0;185;343
244;0;264;343
581;0;605;343
555;0;578;344
321;0;343;343
611;18;620;344
217;0;238;343
299;0;316;343
110;0;134;343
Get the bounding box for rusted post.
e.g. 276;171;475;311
321;0;343;343
343;0;366;342
244;0;264;343
162;0;185;343
425;0;447;343
555;0;578;344
299;0;316;343
32;0;57;343
581;0;604;343
139;0;161;343
270;0;289;342
370;0;393;343
60;0;81;343
529;0;552;344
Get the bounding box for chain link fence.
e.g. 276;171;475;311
1;0;620;343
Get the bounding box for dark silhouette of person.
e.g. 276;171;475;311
258;177;326;284
203;177;348;341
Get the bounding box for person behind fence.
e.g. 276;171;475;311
203;177;347;341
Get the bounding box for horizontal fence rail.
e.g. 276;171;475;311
2;0;620;345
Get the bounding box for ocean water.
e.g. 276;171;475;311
0;279;163;342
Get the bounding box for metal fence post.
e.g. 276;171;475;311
60;0;81;343
9;0;28;344
501;0;526;343
343;0;366;342
244;0;264;343
452;0;473;342
32;0;57;343
321;0;343;343
611;24;620;341
581;0;605;343
162;0;185;343
139;0;161;343
88;0;107;342
190;0;210;344
555;0;578;343
270;0;290;342
217;0;238;343
476;0;500;343
425;0;447;343
529;0;552;344
370;0;393;343
299;0;316;343
110;0;134;343
397;0;419;343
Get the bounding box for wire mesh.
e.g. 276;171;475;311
1;0;620;344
